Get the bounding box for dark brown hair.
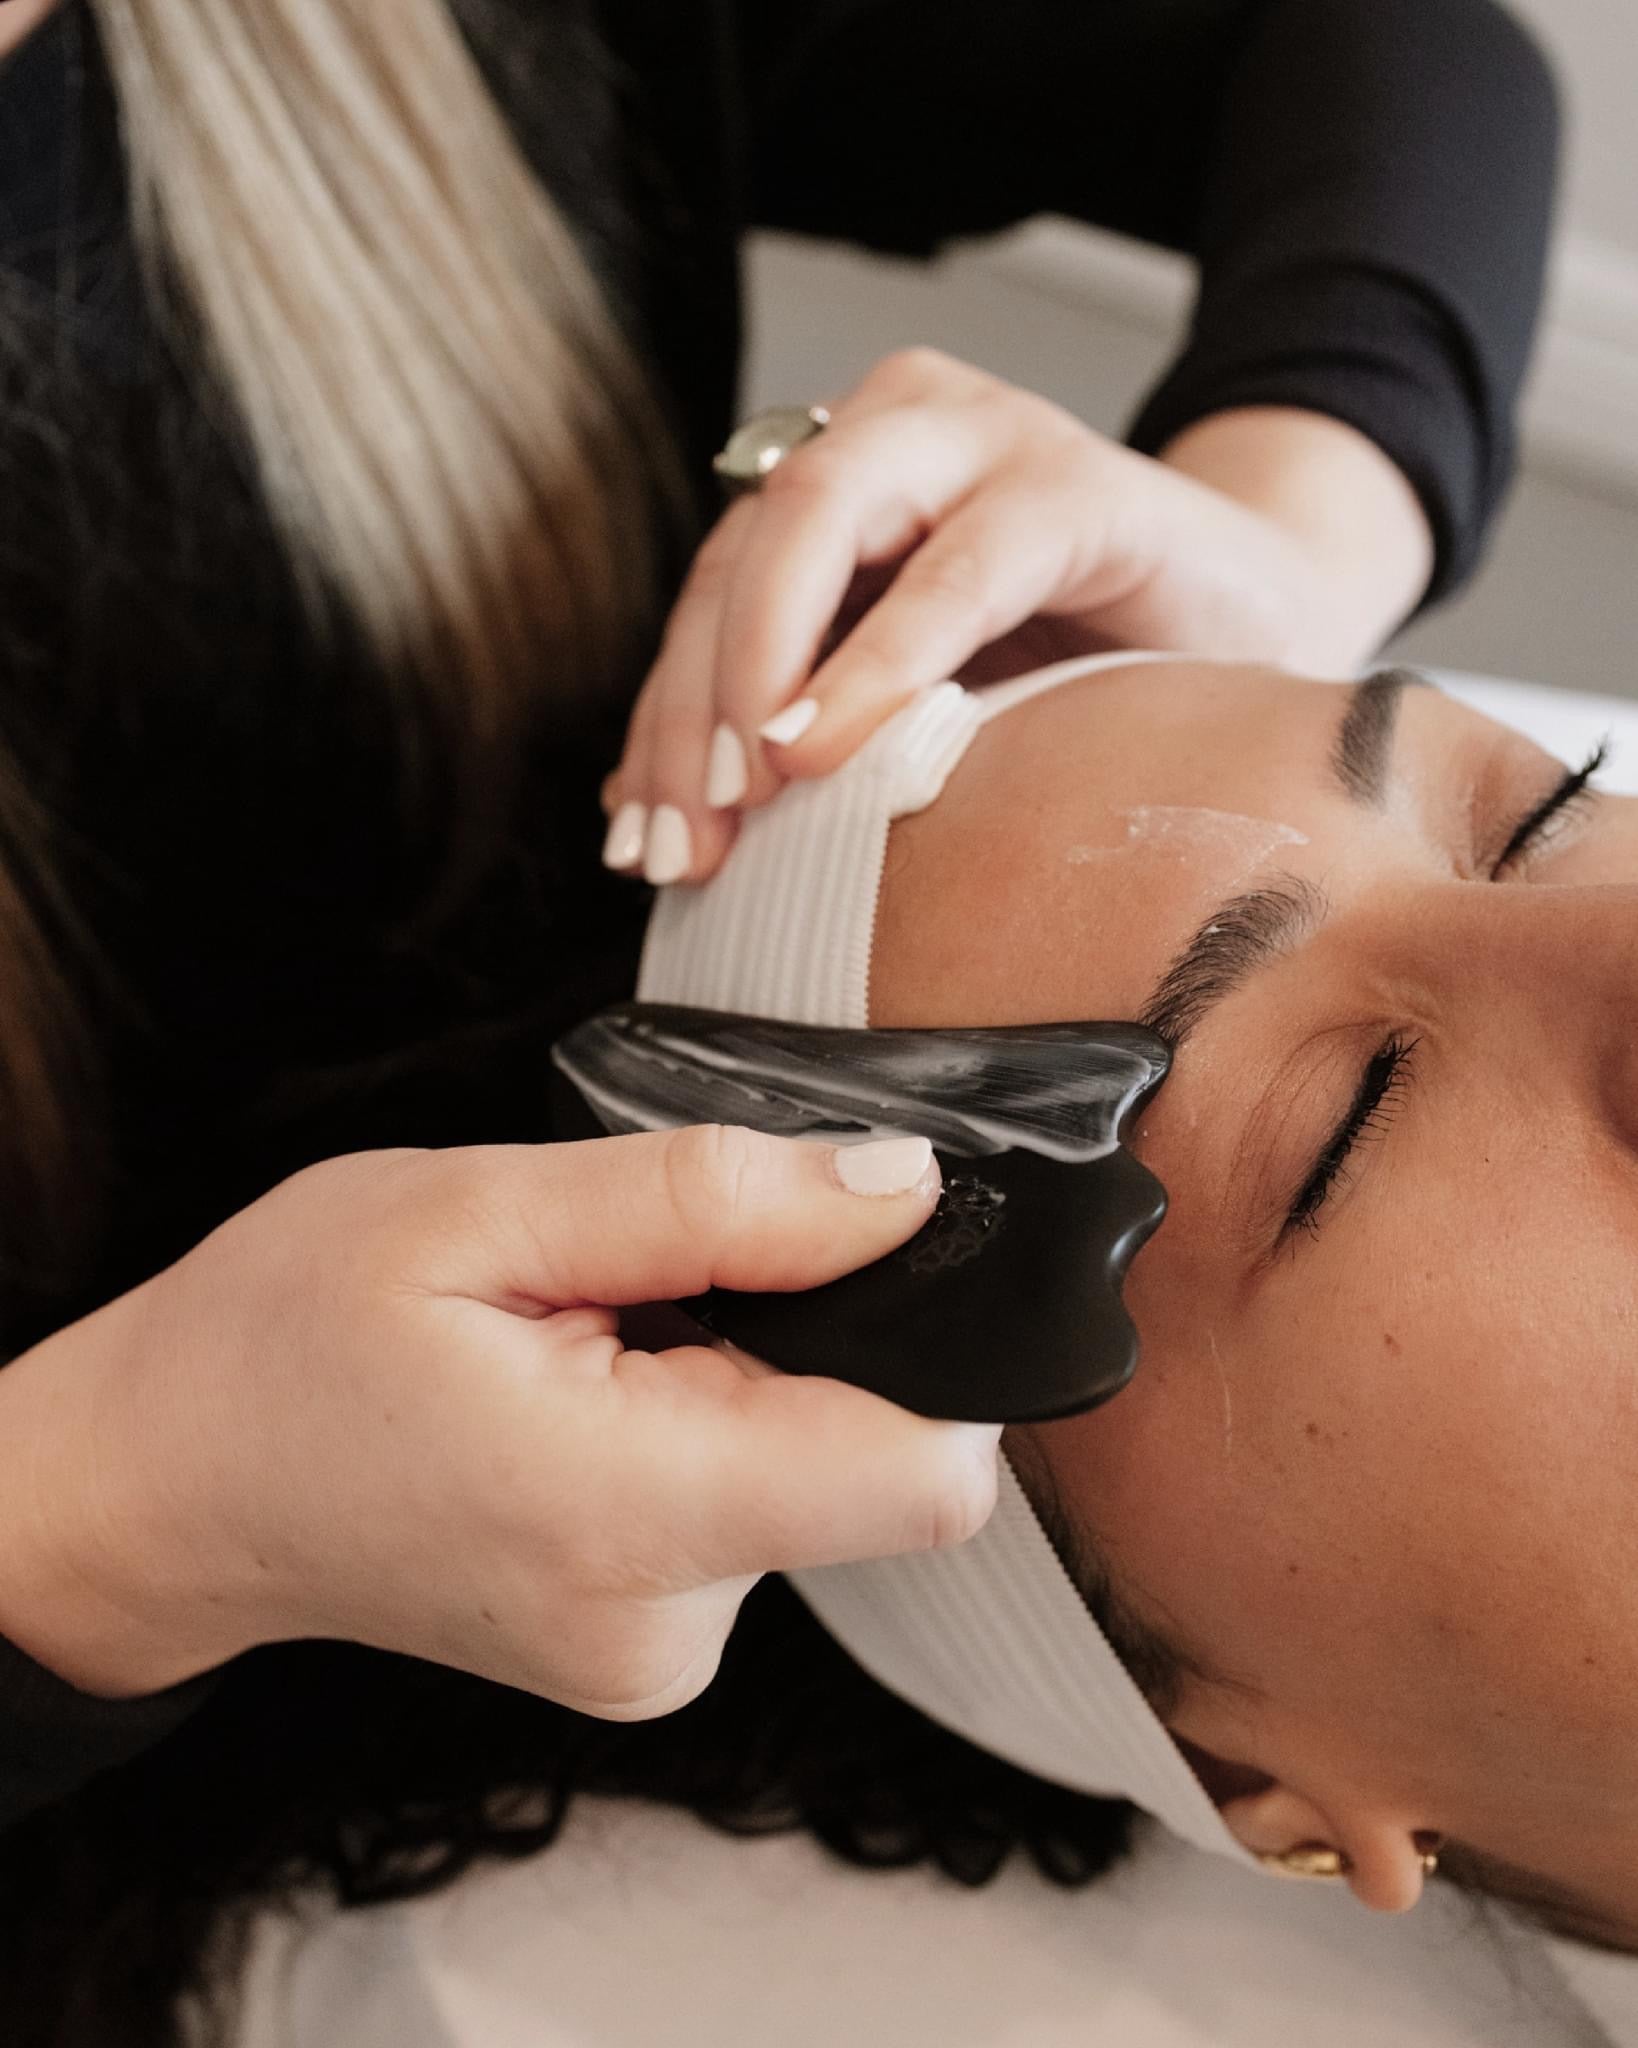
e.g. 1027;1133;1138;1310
0;1578;1142;2047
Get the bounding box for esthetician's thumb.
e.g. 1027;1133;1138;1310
449;1123;949;1307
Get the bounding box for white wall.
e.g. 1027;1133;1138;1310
740;1;1638;702
1509;0;1638;260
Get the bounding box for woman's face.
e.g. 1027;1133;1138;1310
871;660;1638;1928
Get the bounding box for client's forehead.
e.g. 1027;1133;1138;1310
871;661;1332;1030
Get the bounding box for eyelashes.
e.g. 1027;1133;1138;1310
1490;739;1609;875
1282;739;1612;1245
1284;1034;1417;1240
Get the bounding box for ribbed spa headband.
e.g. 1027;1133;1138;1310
638;650;1255;1867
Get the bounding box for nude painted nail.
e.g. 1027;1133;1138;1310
602;800;648;871
705;723;750;807
758;697;820;747
832;1135;934;1197
643;804;693;885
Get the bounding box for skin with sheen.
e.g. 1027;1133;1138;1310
870;659;1638;1934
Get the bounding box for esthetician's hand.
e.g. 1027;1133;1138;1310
603;347;1433;883
0;1130;998;1718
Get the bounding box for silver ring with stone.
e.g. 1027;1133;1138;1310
712;403;831;499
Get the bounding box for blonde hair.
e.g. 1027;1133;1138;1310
2;0;682;1289
93;0;678;746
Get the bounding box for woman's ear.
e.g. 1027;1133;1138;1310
1171;1732;1440;1912
1216;1780;1438;1914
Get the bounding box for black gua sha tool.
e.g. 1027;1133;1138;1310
550;1002;1171;1426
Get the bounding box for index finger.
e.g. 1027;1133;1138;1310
714;410;993;782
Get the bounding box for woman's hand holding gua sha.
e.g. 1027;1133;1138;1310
604;347;1434;884
0;1130;999;1719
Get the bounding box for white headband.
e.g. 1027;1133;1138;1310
638;651;1256;1868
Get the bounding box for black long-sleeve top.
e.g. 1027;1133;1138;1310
0;0;1559;1830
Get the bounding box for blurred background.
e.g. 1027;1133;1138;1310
741;0;1638;699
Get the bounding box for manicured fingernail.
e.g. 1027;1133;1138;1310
602;800;648;871
832;1135;934;1197
643;804;693;885
758;697;820;747
705;723;750;808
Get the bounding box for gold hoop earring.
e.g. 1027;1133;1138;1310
1257;1844;1352;1881
1258;1840;1442;1882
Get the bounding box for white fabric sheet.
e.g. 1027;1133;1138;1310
231;670;1638;2048
236;1799;1611;2048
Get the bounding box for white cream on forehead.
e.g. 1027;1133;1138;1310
1064;807;1309;895
1115;805;1309;856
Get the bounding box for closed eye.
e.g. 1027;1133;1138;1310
1281;740;1613;1247
1490;741;1609;876
1282;1035;1417;1242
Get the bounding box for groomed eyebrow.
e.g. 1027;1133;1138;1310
1331;665;1430;806
1136;668;1430;1052
1139;879;1324;1052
